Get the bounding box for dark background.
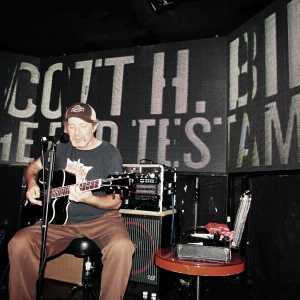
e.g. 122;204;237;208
0;0;275;58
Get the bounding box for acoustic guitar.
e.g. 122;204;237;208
22;169;133;226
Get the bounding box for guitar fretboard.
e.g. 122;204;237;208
51;179;102;199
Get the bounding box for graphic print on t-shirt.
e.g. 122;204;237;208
65;158;92;183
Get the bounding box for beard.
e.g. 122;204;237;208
70;135;93;149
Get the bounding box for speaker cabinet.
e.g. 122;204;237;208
122;211;177;296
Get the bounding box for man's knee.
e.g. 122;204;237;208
8;227;38;256
8;232;25;256
111;236;135;256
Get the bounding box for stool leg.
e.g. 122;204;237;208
90;283;99;300
62;282;99;300
80;283;98;300
83;286;88;300
62;283;84;300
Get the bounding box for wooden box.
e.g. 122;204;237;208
44;253;83;284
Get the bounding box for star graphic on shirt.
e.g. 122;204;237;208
65;158;93;183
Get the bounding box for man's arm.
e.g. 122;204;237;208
68;186;122;210
25;157;43;206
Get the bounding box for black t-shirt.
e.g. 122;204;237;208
42;140;123;223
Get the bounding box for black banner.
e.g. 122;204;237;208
0;39;227;173
228;0;300;172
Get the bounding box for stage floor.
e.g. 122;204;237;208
1;274;253;300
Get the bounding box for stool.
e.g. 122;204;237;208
62;237;102;300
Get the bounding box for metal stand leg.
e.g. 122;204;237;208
63;282;99;300
0;263;9;287
196;276;201;300
0;263;9;299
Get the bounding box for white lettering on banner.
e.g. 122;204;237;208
41;63;63;119
151;50;189;115
265;13;278;97
151;52;165;115
4;66;17;109
131;117;212;168
288;0;300;88
7;62;39;118
0;133;12;161
265;96;300;165
184;117;211;168
17;122;38;163
75;60;93;104
49;122;62;137
232;112;260;167
157;119;171;166
227;114;236;161
173;49;189;114
252;137;260;167
252;32;257;101
95;59;102;68
229;31;263;168
105;56;134;116
229;32;258;111
229;33;249;110
229;95;300;168
236;112;250;168
0;122;38;163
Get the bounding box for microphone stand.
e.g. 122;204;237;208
36;140;57;300
193;177;199;233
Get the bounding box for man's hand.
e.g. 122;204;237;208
25;157;44;206
26;183;43;206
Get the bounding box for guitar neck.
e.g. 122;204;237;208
51;179;102;199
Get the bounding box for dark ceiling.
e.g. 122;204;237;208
0;0;275;59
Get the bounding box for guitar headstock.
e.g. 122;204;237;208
102;173;136;192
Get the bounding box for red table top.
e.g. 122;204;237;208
154;247;245;276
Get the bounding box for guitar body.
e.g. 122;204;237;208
21;170;76;226
48;170;76;225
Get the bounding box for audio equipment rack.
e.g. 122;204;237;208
120;164;176;213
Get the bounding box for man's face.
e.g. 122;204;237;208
65;117;97;150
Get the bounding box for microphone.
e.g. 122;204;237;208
40;132;70;144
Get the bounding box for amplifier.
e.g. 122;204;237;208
121;164;176;213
